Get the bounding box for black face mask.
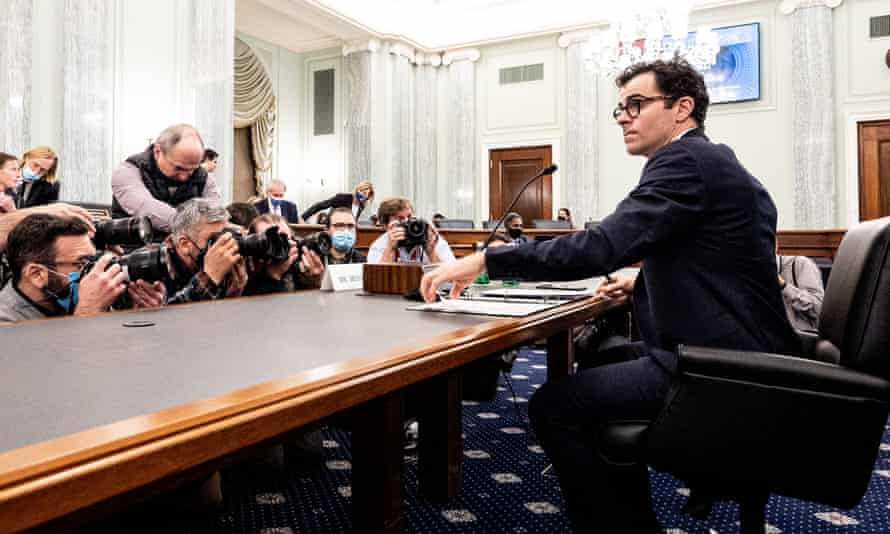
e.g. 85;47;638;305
557;216;567;221
507;227;523;239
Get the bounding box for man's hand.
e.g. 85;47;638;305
128;280;165;309
202;233;241;285
419;252;486;302
226;259;248;297
386;220;406;250
297;247;325;281
74;254;127;315
37;203;96;234
425;224;441;258
594;273;636;298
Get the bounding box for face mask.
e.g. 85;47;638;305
356;192;366;204
508;227;523;239
331;230;356;251
557;216;567;221
22;166;41;183
44;269;81;314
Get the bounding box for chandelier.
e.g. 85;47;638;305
583;1;720;76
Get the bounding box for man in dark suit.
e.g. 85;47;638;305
300;180;373;222
254;179;301;224
420;59;800;533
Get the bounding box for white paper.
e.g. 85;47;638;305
321;263;365;292
406;298;558;317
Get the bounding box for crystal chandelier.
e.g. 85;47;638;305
583;1;720;76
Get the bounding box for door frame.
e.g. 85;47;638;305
479;136;561;222
846;112;890;227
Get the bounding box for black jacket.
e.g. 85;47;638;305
254;199;300;224
485;129;801;370
301;193;363;222
16;179;59;208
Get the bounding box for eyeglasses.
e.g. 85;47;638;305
331;223;356;231
45;259;92;275
612;95;675;120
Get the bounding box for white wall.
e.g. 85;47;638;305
470;0;890;229
237;32;345;217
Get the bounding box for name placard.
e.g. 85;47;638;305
321;263;365;292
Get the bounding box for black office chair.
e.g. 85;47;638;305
532;219;571;229
437;219;475;229
584;221;600;230
598;216;890;534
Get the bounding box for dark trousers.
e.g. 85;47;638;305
528;342;672;534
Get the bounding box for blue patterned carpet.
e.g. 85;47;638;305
157;348;890;533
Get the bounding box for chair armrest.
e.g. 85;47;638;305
678;345;890;402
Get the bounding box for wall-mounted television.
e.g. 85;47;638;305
696;22;762;104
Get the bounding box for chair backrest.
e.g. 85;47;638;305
532;219;571;229
584;221;600;230
818;217;890;377
437;219;475;229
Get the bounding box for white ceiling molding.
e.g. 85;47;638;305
779;0;844;15
558;29;596;48
414;52;442;67
442;48;481;66
342;38;381;56
388;41;416;62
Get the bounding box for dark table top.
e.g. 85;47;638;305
0;291;490;454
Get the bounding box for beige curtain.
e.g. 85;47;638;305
234;37;275;196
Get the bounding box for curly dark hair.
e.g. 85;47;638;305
7;214;91;283
615;58;709;128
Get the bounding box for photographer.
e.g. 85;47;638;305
367;197;455;265
243;214;324;295
324;207;365;265
0;214;163;323
160;198;247;305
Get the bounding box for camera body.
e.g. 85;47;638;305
207;227;291;262
293;231;332;263
92;217;153;250
397;217;428;250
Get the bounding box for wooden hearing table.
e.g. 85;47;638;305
0;288;623;532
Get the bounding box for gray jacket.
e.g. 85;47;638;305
0;282;49;323
778;255;824;333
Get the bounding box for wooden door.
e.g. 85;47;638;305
232;127;257;202
489;146;552;224
858;120;890;221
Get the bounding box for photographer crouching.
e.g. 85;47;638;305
243;214;324;295
0;214;164;323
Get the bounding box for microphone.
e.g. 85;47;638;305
482;163;558;250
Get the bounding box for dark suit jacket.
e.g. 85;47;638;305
301;193;364;222
254;199;299;224
16;179;59;208
485;129;800;370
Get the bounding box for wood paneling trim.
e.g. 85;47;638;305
0;295;622;532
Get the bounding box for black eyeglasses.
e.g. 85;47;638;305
612;95;675;120
331;223;356;231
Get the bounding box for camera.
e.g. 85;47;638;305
398;217;429;249
92;216;153;250
294;231;332;262
82;245;168;283
208;227;291;261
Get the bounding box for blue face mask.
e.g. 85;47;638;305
355;192;366;204
46;270;81;314
331;230;356;251
22;166;41;183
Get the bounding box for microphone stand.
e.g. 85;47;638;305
481;164;558;250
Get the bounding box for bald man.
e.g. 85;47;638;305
112;123;221;233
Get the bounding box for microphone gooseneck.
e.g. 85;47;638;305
482;164;558;250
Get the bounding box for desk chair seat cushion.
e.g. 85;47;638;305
645;345;890;508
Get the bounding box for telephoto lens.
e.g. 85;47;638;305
92;216;153;249
117;245;168;283
208;227;291;261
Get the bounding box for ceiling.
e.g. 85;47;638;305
237;0;753;53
